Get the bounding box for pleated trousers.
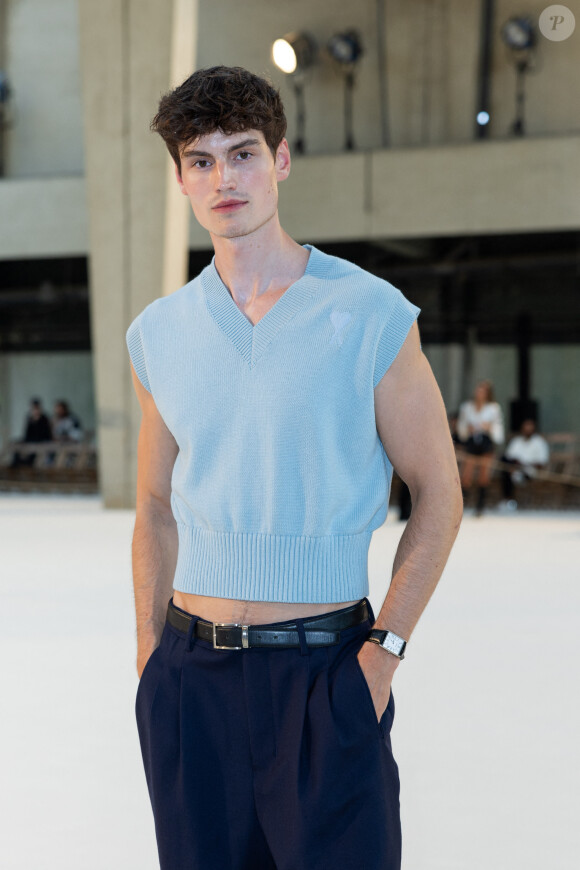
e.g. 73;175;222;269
136;597;401;870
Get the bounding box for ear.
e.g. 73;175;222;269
275;138;291;182
174;161;188;195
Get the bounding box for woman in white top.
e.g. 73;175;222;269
457;380;504;515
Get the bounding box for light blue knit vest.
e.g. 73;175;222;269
126;245;420;602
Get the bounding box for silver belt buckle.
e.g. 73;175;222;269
212;622;250;650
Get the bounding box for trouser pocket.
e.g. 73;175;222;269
135;622;172;732
330;628;395;741
351;651;395;739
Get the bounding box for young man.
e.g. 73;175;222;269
500;418;550;507
126;66;462;870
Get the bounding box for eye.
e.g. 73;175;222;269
194;159;212;169
236;151;252;160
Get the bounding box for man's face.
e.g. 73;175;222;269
521;419;536;438
175;129;291;240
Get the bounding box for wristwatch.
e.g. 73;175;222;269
366;629;407;660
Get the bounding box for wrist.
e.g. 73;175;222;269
366;628;407;660
361;640;400;678
365;641;402;673
137;624;162;650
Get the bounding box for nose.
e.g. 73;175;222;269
215;159;236;192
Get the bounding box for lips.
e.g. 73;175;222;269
212;200;247;211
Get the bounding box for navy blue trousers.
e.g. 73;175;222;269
136;597;401;869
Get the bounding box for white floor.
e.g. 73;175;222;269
0;494;578;869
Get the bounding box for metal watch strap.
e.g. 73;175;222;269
366;628;407;659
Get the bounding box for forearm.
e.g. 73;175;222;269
132;504;178;650
374;476;462;641
356;478;461;716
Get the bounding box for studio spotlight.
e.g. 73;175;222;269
501;16;536;50
327;30;364;66
272;32;318;154
327;30;364;151
272;39;298;75
501;16;537;136
272;32;317;75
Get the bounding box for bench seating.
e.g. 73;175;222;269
0;437;99;493
456;432;580;509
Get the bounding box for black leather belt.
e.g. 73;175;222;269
166;597;369;649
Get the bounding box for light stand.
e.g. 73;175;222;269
0;71;11;178
327;30;364;152
272;32;317;155
501;16;536;137
343;69;355;151
512;55;530;136
292;80;307;155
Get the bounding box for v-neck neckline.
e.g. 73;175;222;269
202;244;319;367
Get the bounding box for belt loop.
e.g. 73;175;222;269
185;615;199;652
363;596;374;624
295;618;309;656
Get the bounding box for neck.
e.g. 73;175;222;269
211;217;309;305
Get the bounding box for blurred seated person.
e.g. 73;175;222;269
457;380;504;516
499;418;549;509
9;398;53;467
52;400;83;442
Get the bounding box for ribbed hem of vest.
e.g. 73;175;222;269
172;524;372;603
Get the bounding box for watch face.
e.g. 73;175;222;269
383;632;404;656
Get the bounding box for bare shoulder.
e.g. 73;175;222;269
373;321;428;407
374;322;458;489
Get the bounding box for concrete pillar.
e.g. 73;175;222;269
78;0;197;507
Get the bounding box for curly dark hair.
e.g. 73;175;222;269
151;66;287;169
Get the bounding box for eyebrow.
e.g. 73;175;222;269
181;138;261;160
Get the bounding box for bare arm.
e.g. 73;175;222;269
129;362;179;677
358;321;463;715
